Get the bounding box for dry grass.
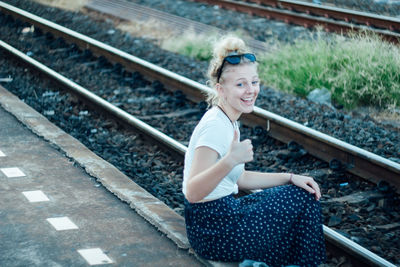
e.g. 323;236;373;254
33;0;180;43
33;0;88;11
160;29;251;61
357;106;400;129
161;29;217;61
116;19;177;43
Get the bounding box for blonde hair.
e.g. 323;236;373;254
206;35;256;107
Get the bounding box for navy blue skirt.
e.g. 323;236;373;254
184;185;326;266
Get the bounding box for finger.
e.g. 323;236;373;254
306;180;321;200
307;180;319;192
303;183;316;194
245;142;253;155
311;181;321;199
242;139;252;145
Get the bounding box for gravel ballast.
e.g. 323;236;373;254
1;0;400;265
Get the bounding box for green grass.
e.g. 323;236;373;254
162;30;400;110
161;30;215;61
259;31;400;109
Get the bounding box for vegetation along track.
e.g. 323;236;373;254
0;1;399;265
190;0;400;43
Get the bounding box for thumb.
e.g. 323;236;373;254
232;129;239;143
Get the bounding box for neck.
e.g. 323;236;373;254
217;104;240;123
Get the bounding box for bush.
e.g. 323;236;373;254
259;31;400;109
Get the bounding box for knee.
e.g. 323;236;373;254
291;185;319;205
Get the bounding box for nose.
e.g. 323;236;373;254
245;83;254;93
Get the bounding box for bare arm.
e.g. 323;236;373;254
185;147;234;203
237;171;322;200
186;130;253;203
237;171;290;190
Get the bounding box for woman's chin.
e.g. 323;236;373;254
241;106;254;114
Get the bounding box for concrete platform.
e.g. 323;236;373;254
0;85;203;266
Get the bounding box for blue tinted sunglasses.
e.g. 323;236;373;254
217;53;256;83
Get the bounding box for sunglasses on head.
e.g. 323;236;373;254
216;53;256;83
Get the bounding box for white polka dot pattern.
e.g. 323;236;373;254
184;185;326;266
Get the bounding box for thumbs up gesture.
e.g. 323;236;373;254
227;130;254;166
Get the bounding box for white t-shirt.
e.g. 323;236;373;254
182;106;245;200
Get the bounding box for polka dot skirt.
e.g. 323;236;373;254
184;185;326;266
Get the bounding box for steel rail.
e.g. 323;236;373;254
244;0;400;32
191;0;400;43
1;1;399;193
1;39;396;267
0;41;187;157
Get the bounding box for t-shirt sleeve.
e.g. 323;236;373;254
194;120;233;157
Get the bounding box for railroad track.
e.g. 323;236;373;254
0;38;396;267
0;2;399;266
1;1;398;191
190;0;400;43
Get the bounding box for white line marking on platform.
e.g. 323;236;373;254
78;248;113;265
0;150;5;157
0;167;26;178
22;190;50;202
46;217;79;231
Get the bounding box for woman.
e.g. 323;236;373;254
183;36;326;266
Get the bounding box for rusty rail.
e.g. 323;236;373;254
191;0;400;43
245;0;400;31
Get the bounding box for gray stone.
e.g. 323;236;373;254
375;223;400;231
324;190;384;204
328;215;342;227
348;214;362;222
307;87;332;106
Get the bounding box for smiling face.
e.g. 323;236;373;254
217;63;260;121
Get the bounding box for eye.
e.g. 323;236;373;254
252;80;259;85
236;83;244;87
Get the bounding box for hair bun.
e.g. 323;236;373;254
213;36;248;59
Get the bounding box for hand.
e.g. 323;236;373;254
227;130;253;166
291;174;321;201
